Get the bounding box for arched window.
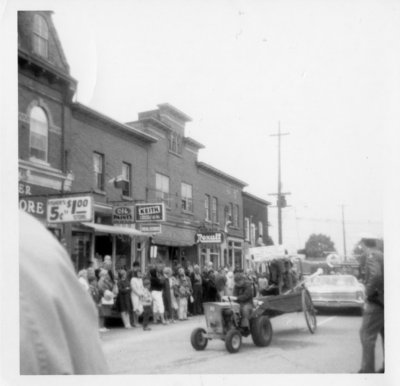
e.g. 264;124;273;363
33;14;49;58
30;106;48;161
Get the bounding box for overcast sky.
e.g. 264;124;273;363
9;0;400;255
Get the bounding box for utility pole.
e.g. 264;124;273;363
341;204;347;261
269;122;290;245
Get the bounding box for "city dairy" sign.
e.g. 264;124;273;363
196;232;223;244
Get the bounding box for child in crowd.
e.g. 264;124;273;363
141;279;153;331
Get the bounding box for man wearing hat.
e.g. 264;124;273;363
358;236;384;373
233;272;254;330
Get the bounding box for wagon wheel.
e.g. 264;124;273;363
302;289;317;334
250;315;273;347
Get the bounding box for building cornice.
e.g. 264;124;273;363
71;103;158;143
184;137;205;150
18;48;77;93
242;191;271;206
196;161;248;188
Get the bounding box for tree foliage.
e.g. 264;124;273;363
304;233;336;258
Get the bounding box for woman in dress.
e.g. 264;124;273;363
130;270;144;327
115;270;133;328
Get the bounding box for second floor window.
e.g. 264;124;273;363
29;106;48;162
244;217;250;241
233;204;239;227
156;173;170;208
93;152;104;191
33;14;48;58
122;162;131;197
205;194;210;221
211;197;218;223
250;223;256;246
181;183;193;212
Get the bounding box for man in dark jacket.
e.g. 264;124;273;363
358;237;384;373
233;273;254;330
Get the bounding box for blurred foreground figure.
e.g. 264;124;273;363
358;236;384;373
19;211;108;375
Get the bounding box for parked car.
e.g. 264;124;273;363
305;274;365;313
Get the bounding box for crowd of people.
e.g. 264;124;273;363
76;258;298;333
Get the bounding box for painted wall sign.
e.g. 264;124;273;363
196;232;223;244
135;203;165;222
19;196;47;219
112;205;135;225
47;196;93;223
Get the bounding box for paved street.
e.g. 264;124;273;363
100;310;383;374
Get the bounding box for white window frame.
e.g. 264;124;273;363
250;223;256;246
181;182;193;212
122;162;132;197
211;197;218;223
29;106;48;162
156;173;170;208
233;204;239;227
244;217;250;241
205;194;211;221
93;152;105;191
33;14;49;58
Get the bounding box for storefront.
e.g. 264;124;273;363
151;223;197;267
196;231;224;268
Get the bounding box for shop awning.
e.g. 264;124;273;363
152;224;196;247
80;222;149;237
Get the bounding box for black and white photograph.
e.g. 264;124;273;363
1;0;400;383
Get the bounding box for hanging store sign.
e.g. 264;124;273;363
139;223;162;234
196;232;223;244
47;196;93;223
112;205;135;225
135;203;165;222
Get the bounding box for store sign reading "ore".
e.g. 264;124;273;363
135;203;165;222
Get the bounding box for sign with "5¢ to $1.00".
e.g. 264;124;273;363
47;196;93;223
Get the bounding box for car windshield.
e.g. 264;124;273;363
308;275;357;287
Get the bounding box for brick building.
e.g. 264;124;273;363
18;11;76;237
18;11;271;272
128;105;247;269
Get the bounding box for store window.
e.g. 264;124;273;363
71;232;91;271
205;194;210;221
181;182;193;212
29;106;48;162
93;152;105;191
200;246;219;267
122;162;132;197
228;240;243;270
156;173;170;208
211;197;218;223
33;14;48;58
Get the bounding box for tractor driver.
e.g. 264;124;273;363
233;272;254;331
